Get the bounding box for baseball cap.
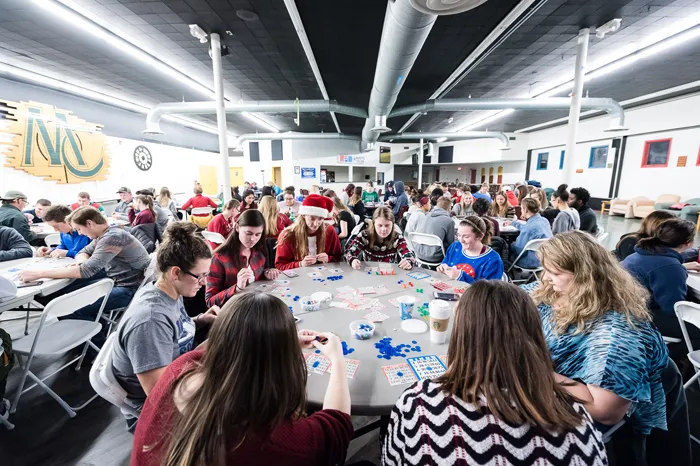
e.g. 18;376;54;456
116;187;131;193
0;190;28;201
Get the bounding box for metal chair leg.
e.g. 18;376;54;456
24;306;30;336
25;371;76;418
9;353;29;414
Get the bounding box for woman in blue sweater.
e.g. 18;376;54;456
508;198;552;269
437;216;503;283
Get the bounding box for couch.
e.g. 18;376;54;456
609;196;648;218
632;194;681;219
655;197;700;225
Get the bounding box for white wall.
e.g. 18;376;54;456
423;161;528;185
238;139;294;188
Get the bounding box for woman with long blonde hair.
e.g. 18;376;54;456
258;196;291;239
523;231;668;439
158;187;178;217
275;194;341;270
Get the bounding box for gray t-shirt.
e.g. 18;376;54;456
79;226;150;288
111;282;195;410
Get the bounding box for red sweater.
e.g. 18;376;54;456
181;194;218;216
275;225;342;270
207;213;233;248
131;350;353;466
506;190;519;206
128;208;155;227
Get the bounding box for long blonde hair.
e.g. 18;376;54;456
532;231;651;334
530;188;548;210
259;196;282;237
278;215;326;259
158;187;173;207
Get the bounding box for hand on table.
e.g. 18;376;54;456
37;246;51;257
312;332;343;361
684;262;700;272
197;305;220;327
503;221;513;227
18;270;42;282
398;258;413;270
316;253;329;264
301;255;317;267
236;268;253;290
297;329;319;349
351;259;362;270
264;268;281;280
438;264;460;280
49;249;68;259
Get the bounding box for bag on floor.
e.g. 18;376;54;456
0;328;14;399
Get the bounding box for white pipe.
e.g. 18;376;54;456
563;29;590;184
380;131;510;148
210;33;231;203
234;132;362;150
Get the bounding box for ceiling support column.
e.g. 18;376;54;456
418;137;424;189
210;32;231;202
563;28;590;185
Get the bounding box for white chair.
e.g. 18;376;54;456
501;273;510;282
89;332;140;419
506;238;549;284
201;230;226;244
354;214;360;225
191;207;213;216
595;226;609;245
10;278;114;417
674;301;700;390
44;233;61;248
408;233;446;268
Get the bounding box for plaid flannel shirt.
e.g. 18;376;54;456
205;249;267;307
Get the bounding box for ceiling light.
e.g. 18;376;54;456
436;137;447;143
456;109;514;131
189;24;208;43
595;18;622;39
241;112;280;133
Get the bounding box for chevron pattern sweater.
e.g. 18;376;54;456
382;380;608;466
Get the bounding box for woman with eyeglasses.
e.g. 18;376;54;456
206;210;280;308
111;222;219;424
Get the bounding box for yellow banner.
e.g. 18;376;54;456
0;100;110;183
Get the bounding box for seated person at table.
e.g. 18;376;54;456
490;192;515;218
437;216;503;283
472;183;492;202
113;187;133;220
347;186;365;219
0;190;35;242
404;195;431;236
259;196;291;240
452;191;475;217
472;197;500;237
131;293;351;466
239;188;258;214
275;194;341;270
206;210;279;308
345;207;415;271
128;194;157;227
383;181;395;204
181;186;218;229
568;187;598;235
362;181;379;204
329;196;355;244
390;181;409;218
614;210;676;261
339;184;354;205
71;191;105;215
550;184;580;235
277;186;301;217
0;226;32;262
622;218;699;347
37;205;90;258
22;198;51;223
136;189;170;231
413;197;455;264
157;187;178;218
206;199;240;248
383;280;607;466
112;222;218;417
503;185;519;206
508;198;552;269
524;232;668;439
19;206;150;323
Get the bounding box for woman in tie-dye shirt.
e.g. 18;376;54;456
522;231;668;438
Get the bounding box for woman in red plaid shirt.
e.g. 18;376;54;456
205;210;280;308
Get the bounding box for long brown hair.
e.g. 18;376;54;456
258;196;282;237
615;210;675;252
214;210;268;269
516;185;528;202
636;217;695;253
533;231;651;334
349;186;362;206
436;280;584;430
278;214;327;260
369;207;397;248
135;194;157;219
161;293;307;466
490;192;513;217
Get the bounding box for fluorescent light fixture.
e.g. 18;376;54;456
435;137;447;143
241;112;280;133
456;109;514;131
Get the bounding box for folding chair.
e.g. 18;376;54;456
408;233;445;268
506;238;548;284
674;301;700;392
595;226;609;244
44;233;61;248
201;231;226;244
89;333;140;420
501;273;510;282
10;278;114;417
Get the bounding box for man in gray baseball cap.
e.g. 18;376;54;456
113;187;133;219
0;190;34;242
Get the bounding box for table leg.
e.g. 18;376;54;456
601;201;610;215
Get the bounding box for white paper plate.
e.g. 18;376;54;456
401;319;428;334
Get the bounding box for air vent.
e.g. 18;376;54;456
236;10;259;22
410;0;488;15
509;136;516;140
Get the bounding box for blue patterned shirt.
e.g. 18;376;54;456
522;283;668;434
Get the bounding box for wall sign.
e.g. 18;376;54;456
337;155;365;164
588;145;609;169
294;166;300;174
0;100;110;183
678;156;688;168
642;138;671;168
301;167;316;179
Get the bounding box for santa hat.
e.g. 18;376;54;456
299;194;333;218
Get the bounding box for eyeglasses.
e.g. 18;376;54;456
180;268;209;283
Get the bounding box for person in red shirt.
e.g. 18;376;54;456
205;210;279;308
181;186;218;229
275;194;341;270
206;199;240;249
239;188;257;213
131;292;352;466
127;195;157;227
71;191;105;214
504;186;520;207
259;196;291;240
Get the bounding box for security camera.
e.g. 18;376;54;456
595;18;622;39
189;24;208;43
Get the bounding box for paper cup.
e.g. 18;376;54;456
429;299;451;344
397;295;417;320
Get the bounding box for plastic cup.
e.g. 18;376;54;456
429;299;451;344
397;295;416;320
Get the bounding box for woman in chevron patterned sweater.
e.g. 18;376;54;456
382;280;607;466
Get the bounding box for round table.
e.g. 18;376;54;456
259;262;464;416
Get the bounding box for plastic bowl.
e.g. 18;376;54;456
310;291;333;310
349;319;376;340
300;297;320;313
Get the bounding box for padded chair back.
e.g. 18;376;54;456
408;233;446;268
201;231;226;244
191;207;213;216
656;194;681;204
44;233;61;248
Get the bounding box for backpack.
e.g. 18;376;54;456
0;328;13;399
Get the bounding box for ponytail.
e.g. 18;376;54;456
636;217;695;253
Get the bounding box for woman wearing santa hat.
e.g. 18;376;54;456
275;194;342;270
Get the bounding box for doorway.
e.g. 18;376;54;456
272;166;282;187
230;167;244;188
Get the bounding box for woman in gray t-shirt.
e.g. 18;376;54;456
550;186;580;235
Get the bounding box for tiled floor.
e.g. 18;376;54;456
1;212;698;465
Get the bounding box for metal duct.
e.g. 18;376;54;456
378;131;510;148
389;97;627;130
361;0;437;146
144;100;368;134
234;132;362;150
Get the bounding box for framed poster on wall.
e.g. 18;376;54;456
588;146;609;169
301;167;316;179
379;146;391;163
536;152;549;170
642;138;671;167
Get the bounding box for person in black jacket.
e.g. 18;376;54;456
0;226;32;262
568;187;598;235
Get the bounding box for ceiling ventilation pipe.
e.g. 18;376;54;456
360;0;438;148
378;131;510;148
234;132;361;150
144;100;368;134
389;97;627;130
